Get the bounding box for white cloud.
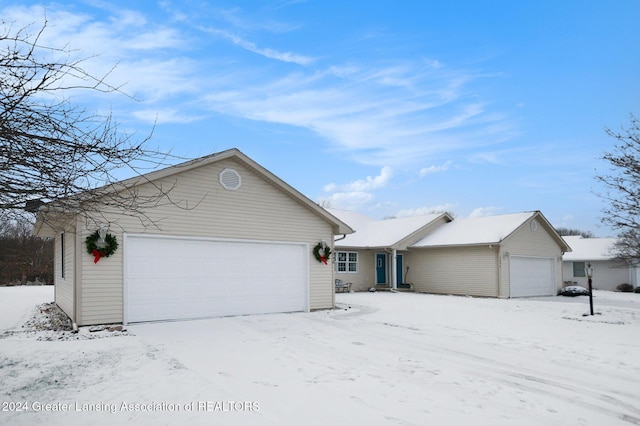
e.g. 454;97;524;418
468;152;501;164
419;161;452;177
1;5;201;113
323;167;393;192
423;58;444;69
1;4;516;167
320;168;393;211
202;61;514;167
317;192;373;211
396;204;456;217
132;108;205;124
206;28;315;65
468;207;503;218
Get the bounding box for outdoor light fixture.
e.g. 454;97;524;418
586;262;595;316
98;224;109;243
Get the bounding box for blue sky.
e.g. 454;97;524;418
4;1;640;236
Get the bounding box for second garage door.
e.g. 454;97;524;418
125;235;308;323
509;256;556;297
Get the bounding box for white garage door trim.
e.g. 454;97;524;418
123;234;309;323
509;256;556;298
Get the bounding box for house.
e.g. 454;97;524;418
561;236;639;291
333;210;571;298
410;212;570;297
34;149;353;326
329;209;453;292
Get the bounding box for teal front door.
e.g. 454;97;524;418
396;254;404;286
376;253;387;284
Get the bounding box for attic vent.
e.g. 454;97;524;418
219;168;242;190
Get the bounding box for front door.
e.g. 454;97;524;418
396;254;404;287
376;253;387;285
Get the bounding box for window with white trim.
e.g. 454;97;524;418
573;261;586;277
336;251;358;273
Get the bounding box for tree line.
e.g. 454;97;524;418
0;219;53;285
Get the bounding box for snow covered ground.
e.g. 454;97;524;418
1;285;639;425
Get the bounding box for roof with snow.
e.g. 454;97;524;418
411;211;557;248
329;208;452;249
562;236;617;261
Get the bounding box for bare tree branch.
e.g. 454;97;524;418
596;114;640;261
1;19;191;231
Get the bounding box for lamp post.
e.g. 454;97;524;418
586;263;594;316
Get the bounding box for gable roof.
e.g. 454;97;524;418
328;208;453;249
562;236;617;261
136;148;353;234
35;148;354;236
410;211;571;251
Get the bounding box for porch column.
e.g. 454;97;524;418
391;248;397;289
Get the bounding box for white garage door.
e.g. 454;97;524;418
510;256;556;297
125;235;308;323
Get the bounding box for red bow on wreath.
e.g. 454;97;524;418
313;242;331;265
85;230;118;264
92;249;105;264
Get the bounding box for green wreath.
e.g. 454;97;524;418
313;242;332;265
85;231;118;264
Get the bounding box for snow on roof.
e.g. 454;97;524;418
329;209;445;248
562;236;617;261
411;212;536;247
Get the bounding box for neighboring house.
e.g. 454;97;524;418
410;212;570;298
329;209;453;292
333;210;570;298
34;149;353;326
561;236;639;291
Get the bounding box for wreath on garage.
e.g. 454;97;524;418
313;242;332;265
85;231;118;264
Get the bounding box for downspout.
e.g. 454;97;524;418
496;245;501;298
334;234;347;242
72;220;82;330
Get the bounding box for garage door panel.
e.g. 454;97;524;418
510;256;555;298
125;236;308;323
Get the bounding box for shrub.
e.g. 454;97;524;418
616;283;634;292
634;286;640;293
558;286;590;297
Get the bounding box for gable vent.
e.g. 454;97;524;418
219;168;242;190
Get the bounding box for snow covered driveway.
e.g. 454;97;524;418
2;287;640;425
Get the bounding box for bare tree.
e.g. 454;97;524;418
1;19;182;230
0;217;53;285
555;227;595;238
596;114;640;261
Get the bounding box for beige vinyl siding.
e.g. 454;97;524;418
78;249;124;325
335;249;376;292
336;250;431;292
499;218;563;297
411;246;499;297
562;260;631;291
54;227;75;321
401;252;417;285
334;215;452;292
75;157;334;325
